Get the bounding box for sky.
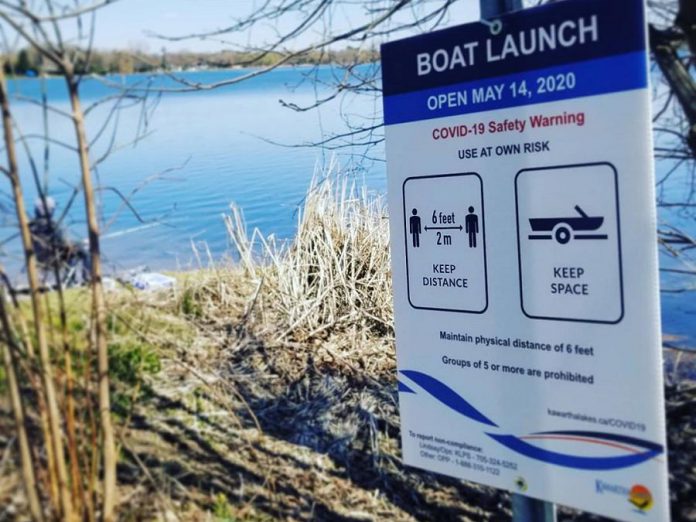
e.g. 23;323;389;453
87;0;481;53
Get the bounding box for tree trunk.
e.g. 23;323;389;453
66;76;117;522
0;287;43;522
677;0;696;55
13;302;60;511
650;21;696;156
0;64;74;521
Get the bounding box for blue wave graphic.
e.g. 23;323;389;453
535;431;663;453
400;369;664;470
398;380;415;393
400;370;498;427
487;433;661;470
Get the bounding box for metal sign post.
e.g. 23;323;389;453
483;0;554;520
512;493;556;522
480;0;524;18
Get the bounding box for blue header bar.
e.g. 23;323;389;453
383;51;647;125
380;0;646;98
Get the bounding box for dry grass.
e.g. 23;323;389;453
224;174;393;344
110;172;504;521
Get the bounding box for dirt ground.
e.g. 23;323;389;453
107;320;696;519
116;331;695;521
0;293;694;521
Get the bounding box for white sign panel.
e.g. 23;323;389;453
381;1;669;520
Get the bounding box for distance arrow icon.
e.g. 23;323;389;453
425;225;463;231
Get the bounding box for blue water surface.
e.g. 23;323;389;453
5;67;385;266
3;66;695;347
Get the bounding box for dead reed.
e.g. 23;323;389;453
224;172;393;345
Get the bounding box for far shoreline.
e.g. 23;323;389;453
7;60;379;81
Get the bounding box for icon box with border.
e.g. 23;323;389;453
515;162;624;324
403;172;488;314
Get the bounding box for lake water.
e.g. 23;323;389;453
5;67;696;347
6;66;386;267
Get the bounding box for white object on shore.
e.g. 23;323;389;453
102;277;118;292
130;272;176;291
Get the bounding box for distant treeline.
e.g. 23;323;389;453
3;46;379;76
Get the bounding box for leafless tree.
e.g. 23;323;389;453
0;1;158;520
647;0;696;272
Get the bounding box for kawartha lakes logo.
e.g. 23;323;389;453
628;485;654;513
595;480;654;513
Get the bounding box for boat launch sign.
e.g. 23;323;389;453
381;0;669;520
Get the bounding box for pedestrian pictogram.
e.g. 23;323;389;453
409;209;422;248
466;206;480;248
